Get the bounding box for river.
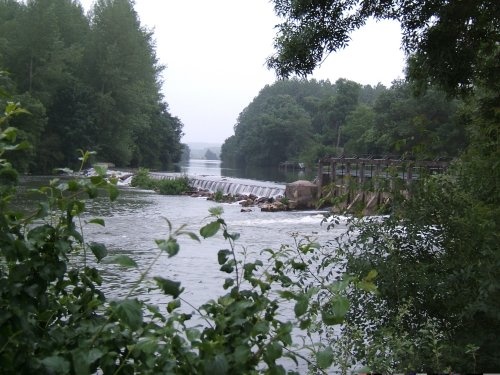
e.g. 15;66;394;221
81;160;344;305
19;159;347;372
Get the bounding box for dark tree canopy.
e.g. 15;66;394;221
265;1;500;372
268;0;500;96
221;78;464;167
0;0;184;172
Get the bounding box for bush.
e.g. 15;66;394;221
156;177;190;195
131;167;190;195
130;167;155;189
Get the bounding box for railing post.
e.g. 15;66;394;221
407;162;413;187
317;160;324;198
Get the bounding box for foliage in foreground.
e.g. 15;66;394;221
1;101;368;374
0;0;184;172
131;167;190;195
2;94;498;373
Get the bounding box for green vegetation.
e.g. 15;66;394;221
220;78;466;168
131;168;190;195
0;0;498;373
204;148;219;160
0;0;184;173
266;0;499;372
1;99;368;373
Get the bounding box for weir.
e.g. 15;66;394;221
149;172;286;199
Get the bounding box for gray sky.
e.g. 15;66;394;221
80;0;406;144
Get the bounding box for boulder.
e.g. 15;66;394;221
285;180;318;209
261;201;287;212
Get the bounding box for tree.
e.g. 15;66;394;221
267;0;499;371
222;92;313;167
268;0;499;96
84;0;162;166
204;148;218;160
328;78;361;148
221;79;336;167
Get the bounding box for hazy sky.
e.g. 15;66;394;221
79;0;406;144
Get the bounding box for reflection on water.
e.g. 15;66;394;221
180;159;222;176
221;162;317;183
179;159;316;183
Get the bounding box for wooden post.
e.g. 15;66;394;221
359;162;365;184
317;160;324;198
330;160;336;185
407;163;413;187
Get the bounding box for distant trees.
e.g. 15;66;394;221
0;0;183;172
266;0;500;371
221;78;465;167
204;149;218;160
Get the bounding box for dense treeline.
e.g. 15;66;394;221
221;78;467;167
0;0;183;173
268;0;499;371
0;0;498;373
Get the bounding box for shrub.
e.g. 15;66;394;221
156;177;190;195
131;167;190;195
130;167;155;189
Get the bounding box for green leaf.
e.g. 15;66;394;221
89;242;108;261
7;140;30;151
204;354;229;374
135;337;158;354
233;345;251;363
332;296;349;318
200;220;220;238
154;276;184;298
108;184;119;201
217;249;231;265
316;347;334;369
67;180;80;191
186;327;201;342
264;341;283;362
156;238;180;257
220;263;234;273
223;278;234;289
102;255;137;268
86;185;98;199
167;298;181;312
208;206;223;216
364;269;378;282
113;299;143;330
71;348;100;375
94;164;107;177
278;290;296;300
294;294;309;317
90;175;104;185
223;230;240;241
178;230;201;242
321;296;349;325
88;218;105;226
41;356;70;374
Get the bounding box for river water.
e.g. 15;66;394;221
80;160;344;305
19;160;347;371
